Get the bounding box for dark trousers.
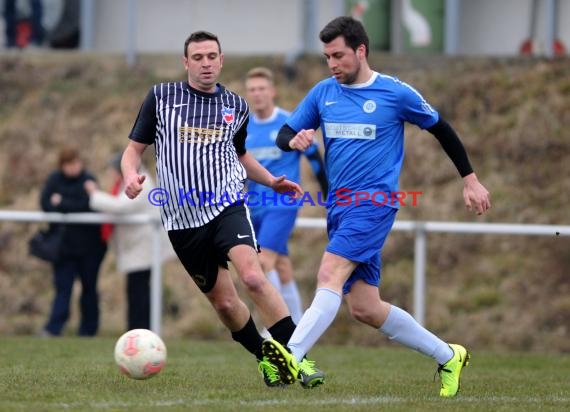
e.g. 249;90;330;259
126;269;151;330
44;250;105;336
3;0;44;47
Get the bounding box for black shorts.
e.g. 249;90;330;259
168;203;258;293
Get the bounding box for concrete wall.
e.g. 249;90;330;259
88;0;567;57
89;0;344;55
4;0;565;56
458;0;569;56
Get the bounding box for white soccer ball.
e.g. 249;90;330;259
114;329;167;379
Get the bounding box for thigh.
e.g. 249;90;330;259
227;243;263;279
326;204;397;294
317;251;358;292
206;266;241;302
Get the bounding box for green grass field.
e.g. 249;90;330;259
1;337;569;412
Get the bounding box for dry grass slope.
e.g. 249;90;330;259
0;52;569;352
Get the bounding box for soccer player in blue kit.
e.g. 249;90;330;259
244;67;328;324
262;16;491;395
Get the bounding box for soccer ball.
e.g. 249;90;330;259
114;329;167;379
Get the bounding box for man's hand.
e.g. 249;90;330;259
289;129;315;151
463;173;491;215
269;175;304;198
124;174;146;199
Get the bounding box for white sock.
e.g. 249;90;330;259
281;280;303;324
288;288;342;362
266;269;281;292
379;305;453;365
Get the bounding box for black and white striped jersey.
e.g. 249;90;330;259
129;81;249;230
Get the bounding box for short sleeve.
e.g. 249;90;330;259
397;80;439;129
286;85;322;132
129;87;157;144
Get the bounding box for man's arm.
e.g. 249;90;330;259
276;124;297;152
276;124;316;152
427;117;491;215
427;117;473;177
239;152;303;197
87;187;147;214
239;151;275;187
121;141;148;199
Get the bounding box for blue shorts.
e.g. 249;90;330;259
251;207;298;255
326;203;397;294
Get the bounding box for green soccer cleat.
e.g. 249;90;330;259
437;343;470;397
297;358;325;389
257;356;284;387
262;339;298;384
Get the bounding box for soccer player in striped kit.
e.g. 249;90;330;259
120;31;323;387
262;16;491;395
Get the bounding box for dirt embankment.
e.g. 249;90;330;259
0;53;569;352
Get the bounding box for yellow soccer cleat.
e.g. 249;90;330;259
438;344;470;397
262;339;298;384
297;358;325;389
257;356;284;387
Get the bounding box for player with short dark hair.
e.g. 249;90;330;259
262;16;491;396
120;30;323;387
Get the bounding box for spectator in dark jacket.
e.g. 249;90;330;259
39;146;107;337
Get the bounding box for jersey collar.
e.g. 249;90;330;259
184;81;223;97
340;72;379;89
251;107;279;124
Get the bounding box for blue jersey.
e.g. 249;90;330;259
246;107;320;209
286;72;439;211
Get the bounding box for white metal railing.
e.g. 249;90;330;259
2;210;569;333
297;218;570;325
1;210;164;334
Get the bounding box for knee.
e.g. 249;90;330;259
316;265;343;290
349;304;374;325
240;270;266;294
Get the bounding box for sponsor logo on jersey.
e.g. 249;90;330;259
363;100;376;113
178;126;224;144
324;123;376;140
248;146;282;160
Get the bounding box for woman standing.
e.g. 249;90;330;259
85;152;174;330
39;146;107;337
